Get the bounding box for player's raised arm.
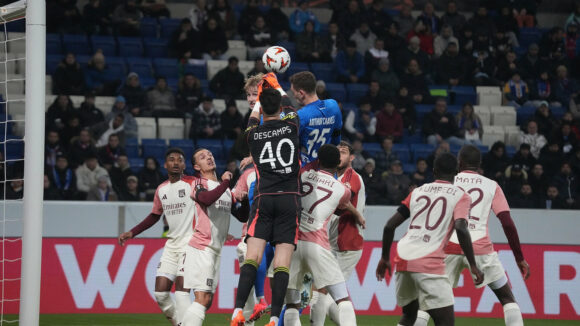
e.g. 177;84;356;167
376;204;410;281
453;193;484;285
192;171;232;206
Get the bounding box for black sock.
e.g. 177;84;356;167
235;260;258;309
270;267;290;317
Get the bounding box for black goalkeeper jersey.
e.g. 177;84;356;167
246;108;300;198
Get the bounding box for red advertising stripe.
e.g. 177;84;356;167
3;238;579;320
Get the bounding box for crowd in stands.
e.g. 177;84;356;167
10;0;575;208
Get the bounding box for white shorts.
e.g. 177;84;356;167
288;241;344;291
156;247;186;281
183;246;221;293
335;250;362;280
395;271;454;311
445;252;506;289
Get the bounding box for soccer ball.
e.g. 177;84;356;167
262;46;291;74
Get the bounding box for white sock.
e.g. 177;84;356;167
232;307;243;320
337;301;357;326
414;310;430;326
174;291;191;324
284;308;301;326
270;316;280;325
154;291;176;323
310;292;332;326
243;288;256;320
182;302;206;326
503;303;524;326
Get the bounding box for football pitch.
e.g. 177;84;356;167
6;314;576;325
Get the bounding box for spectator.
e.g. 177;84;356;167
383;21;406;56
510;183;538;208
296;20;330;63
112;0;142;36
140;0;170;18
394;87;416;133
555;122;578;155
247;58;267;77
87;175;117;201
237;0;261;36
325;22;347;60
512;0;537;28
60;115;82;147
423;98;464;146
569;95;580;120
418;2;440;34
406;19;434;55
534;102;558;136
363;81;386;112
82;0;112;35
542;185;567;209
110;154;133;193
5;176;23;200
315;80;329;100
495;6;519;42
170;18;202;60
571;147;580;174
565;23;579;60
427;141;450;168
517;44;544;84
245;15;273;60
176;73;203;116
396;36;431;75
332;0;361;37
221;100;244;140
210;56;245;100
351;139;370;172
411;158;433;186
482;141;510;180
44;174;63;201
375;102;404;142
539;141;564;177
554;162;579;208
470;49;497;86
289;0;320;35
496;51;519;83
375;137;399;173
494;29;515;61
503;71;530;108
435;42;465;86
395;4;414;37
106;96;138;139
554;65;580;106
97;133;127;170
350;22;377;56
565;2;580;30
45;130;65;169
530;71;560;107
360;158;388;205
528;163;550;196
434;25;459;58
50;154;77;200
467;5;494;38
188;0;208;32
367;0;392;38
512;143;537;172
201;17;228;60
84;51;121;96
385;160;411;205
146;77;177;115
335;41;365;83
441;0;466;33
539;27;565;59
192;96;221;139
78;93;105;128
472;30;493;59
503;164;528;200
46;95;74;131
53;53;85;95
46;0;82;34
266;1;290;41
138;156;164;200
520;120;547;159
458;25;475;57
364;39;389;76
400;59;430;104
118;175;143;201
343;99;376;142
561;112;580;138
75;153;110;198
69;129;97;168
93;113;127;148
456;102;483;145
371;58;399;99
119;72;146;114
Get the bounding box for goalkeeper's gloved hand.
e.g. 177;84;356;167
262;72;286;96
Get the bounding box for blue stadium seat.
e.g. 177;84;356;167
106;56;128;77
325;83;347;103
142;138;167;158
5;138;24;160
140;17;158;38
196;139;225;159
363;142;381;152
169;139;195;159
46;34;62;55
127;57;153;79
505;146;517;157
393;144;411;163
184;64;207;80
223;139;235;154
200;79;214;98
415;104;432;124
551;106;566;119
403;163;416;174
62;34;91;55
125;138;139;158
284;62;309;81
91;35;117;56
517;106;536;126
346;84;369;104
411;144;436;161
276;41;296;60
450;144;461;156
144;38;169;58
477;145;489;154
311;63;335;83
118;37;144;57
447;105;462;116
46;55;62;75
160;19;181;39
129;158;144;174
400;133;422;144
140;77;156;89
153;58;180;79
167;78;179;91
518;28;542;49
451;86;477;105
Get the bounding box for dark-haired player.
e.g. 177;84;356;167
284;144;364;326
413;145;530;326
376;153;484;326
118;148;195;326
231;88;301;326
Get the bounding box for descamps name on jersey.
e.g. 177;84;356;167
163;202;187;216
253;125;292;140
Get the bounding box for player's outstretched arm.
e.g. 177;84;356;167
454;219;484;285
376;207;409;281
496;211;530;280
343;202;366;229
118;213;162;246
193;172;232;206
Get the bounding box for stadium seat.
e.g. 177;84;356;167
225;40;247;61
415;104;432;125
516;105;536;126
403;163;416;174
505;145;517;157
235;99;250;117
129;158;144;174
196;139;225;159
144;38;169;58
91;35;117;56
125;138;139;157
5;138;24;160
212;99;227;114
447;105;462;116
346;84;369;104
393;144;411;163
474;105;491;125
325;83;346;103
7;33;25;54
62;34;91;55
223;139;235;154
551;106;566;119
283;62;309;81
158;118;185;141
106;56;128;77
504;125;521;147
184;63;207;80
135;117;157;140
310;63;335;83
46;54;62;75
118;37;144;57
276;41;296;60
142;138;167;158
400;133;422;144
46;34;62;55
200;79;214;98
140;77;156;90
238;60;255;77
167;78;179;91
160;18;181;39
411;144;436;161
518;28;542;49
169;139;195;159
140;17;158;38
482;126;506;147
206;60;228;80
476;86;502;106
127;57;153;79
477;145;489;154
7;101;25;116
451;86;477;105
153;58;180;79
490;106;516;126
